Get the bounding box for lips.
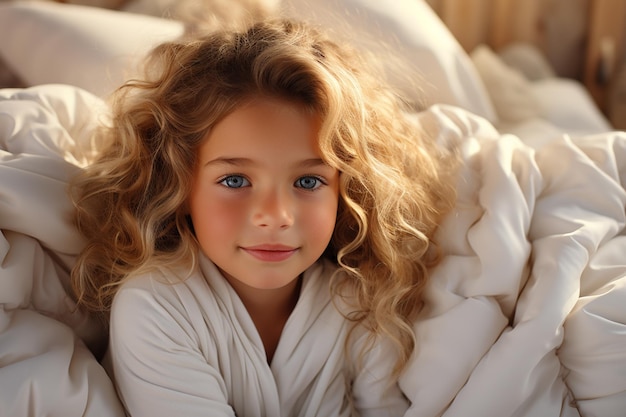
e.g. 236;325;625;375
241;244;298;262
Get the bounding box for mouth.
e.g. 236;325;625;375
241;244;299;262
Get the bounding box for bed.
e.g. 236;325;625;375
0;1;624;416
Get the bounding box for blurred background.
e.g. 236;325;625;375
2;0;625;127
425;0;626;125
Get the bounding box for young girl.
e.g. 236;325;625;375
70;18;457;416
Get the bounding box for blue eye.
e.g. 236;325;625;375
295;176;323;190
220;175;250;188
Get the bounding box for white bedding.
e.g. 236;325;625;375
1;84;625;416
0;85;125;417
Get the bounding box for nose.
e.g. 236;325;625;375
251;187;294;229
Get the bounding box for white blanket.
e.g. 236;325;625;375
0;85;125;417
402;107;626;417
1;85;625;417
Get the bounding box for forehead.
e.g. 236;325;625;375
198;97;322;161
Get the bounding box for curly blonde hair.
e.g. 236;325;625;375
70;18;457;375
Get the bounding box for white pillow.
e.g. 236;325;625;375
0;1;184;97
282;0;497;122
497;42;556;81
470;45;540;124
530;78;613;135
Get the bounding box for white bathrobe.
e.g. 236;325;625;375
109;256;409;417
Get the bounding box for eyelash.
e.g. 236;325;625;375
295;176;326;190
219;175;250;188
217;175;327;190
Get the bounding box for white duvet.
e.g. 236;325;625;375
1;85;625;417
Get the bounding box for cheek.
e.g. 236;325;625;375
190;195;245;246
301;197;338;246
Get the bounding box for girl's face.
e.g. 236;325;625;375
189;97;339;296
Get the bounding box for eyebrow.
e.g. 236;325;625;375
203;157;329;168
203;157;251;167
